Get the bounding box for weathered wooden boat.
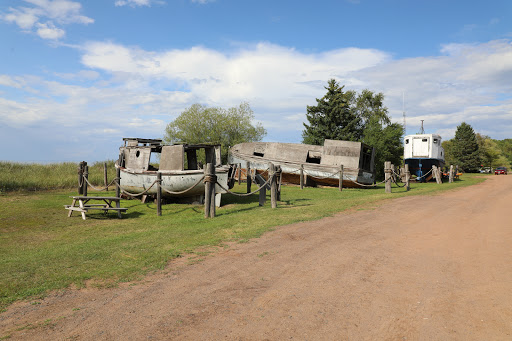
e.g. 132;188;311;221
403;134;445;181
115;138;230;206
228;140;376;187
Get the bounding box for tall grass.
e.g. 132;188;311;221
0;161;116;192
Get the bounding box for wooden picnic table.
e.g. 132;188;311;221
65;196;127;220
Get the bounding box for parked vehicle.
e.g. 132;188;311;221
495;167;508;175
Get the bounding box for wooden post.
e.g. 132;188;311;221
390;164;395;184
405;163;410;191
83;164;89;197
339;165;344;192
157;172;162;216
104;162;108;191
258;175;266;206
300;164;304;189
277;166;282;201
209;165;216;218
78;162;84;195
246;162;252;193
385;161;392;193
116;167;121;198
449;165;454;183
270;163;277;209
237;163;242;185
433;165;441;184
204;163;212;218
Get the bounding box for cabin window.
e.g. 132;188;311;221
136;150;140;157
306;151;321;164
433;138;438;144
253;152;264;157
405;139;409;144
422;138;428;142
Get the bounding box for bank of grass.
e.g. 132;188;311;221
0;173;486;311
0;161;116;192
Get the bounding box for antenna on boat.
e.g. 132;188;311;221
402;92;406;135
419;120;425;134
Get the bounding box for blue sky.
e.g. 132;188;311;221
1;0;512;162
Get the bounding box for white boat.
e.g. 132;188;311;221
228;140;376;187
403;134;445;180
115;138;230;206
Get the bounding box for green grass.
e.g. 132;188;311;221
0;173;486;312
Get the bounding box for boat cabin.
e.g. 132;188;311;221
119;138;222;173
404;134;444;161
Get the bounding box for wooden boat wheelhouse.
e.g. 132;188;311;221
115;138;230;206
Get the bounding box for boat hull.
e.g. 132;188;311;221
229;154;375;188
116;165;230;198
405;158;445;181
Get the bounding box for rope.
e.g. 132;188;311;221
83;176;117;191
352;177;390;187
215;175;273;197
303;169;340;180
414;167;434;181
161;175;206;195
114;179;158;197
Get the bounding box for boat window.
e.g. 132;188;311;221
306;151;321;164
422;139;428;142
433;138;438;144
405;139;409;144
253;152;264;157
136;150;140;157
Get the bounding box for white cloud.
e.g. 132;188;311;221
36;21;65;39
1;0;93;40
2;39;512;161
114;0;165;7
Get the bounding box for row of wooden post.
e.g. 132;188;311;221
384;162;459;193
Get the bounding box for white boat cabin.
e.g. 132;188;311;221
404;134;445;161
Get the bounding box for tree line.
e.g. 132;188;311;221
443;122;512;172
164;78;509;177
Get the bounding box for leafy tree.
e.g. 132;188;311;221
477;134;511;170
353;89;391;127
494;139;512;165
164;102;266;163
362;116;404;180
302;79;362;145
451;122;480;172
441;139;457;167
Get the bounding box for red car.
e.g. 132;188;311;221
495;167;508;175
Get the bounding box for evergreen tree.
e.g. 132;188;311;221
452;122;480;172
302;79;362;145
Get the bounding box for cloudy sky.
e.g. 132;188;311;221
1;0;512;162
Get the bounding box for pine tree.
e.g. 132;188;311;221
302;79;362;145
452;122;480;172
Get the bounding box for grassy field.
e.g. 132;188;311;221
0;161;116;192
0;166;487;311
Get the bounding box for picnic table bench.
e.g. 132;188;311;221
65;196;127;220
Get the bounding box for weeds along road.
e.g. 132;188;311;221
1;175;512;340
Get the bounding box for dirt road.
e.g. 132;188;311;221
2;175;512;340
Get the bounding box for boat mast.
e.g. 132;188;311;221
402;92;406;135
419;120;425;134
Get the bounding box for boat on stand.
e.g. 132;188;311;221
228;139;376;188
403;134;445;181
115;138;231;206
